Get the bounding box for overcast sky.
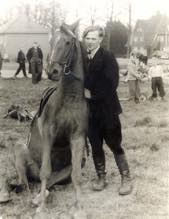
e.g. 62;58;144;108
0;0;169;26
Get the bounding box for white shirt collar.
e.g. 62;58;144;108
87;46;100;59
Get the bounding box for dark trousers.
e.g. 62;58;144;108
30;59;42;84
128;80;140;103
88;110;124;175
151;77;165;98
15;63;27;77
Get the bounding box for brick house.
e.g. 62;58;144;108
131;14;169;57
0;12;49;61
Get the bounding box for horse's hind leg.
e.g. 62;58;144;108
16;163;29;192
14;142;30;192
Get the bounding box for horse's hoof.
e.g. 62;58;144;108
72;209;88;219
0;191;11;203
69;206;87;219
34;208;49;218
32;190;49;206
36;205;44;213
58;212;71;219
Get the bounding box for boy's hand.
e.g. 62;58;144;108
84;88;91;99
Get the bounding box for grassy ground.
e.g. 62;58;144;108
0;76;168;218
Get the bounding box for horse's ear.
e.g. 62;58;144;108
60;23;68;32
70;20;80;34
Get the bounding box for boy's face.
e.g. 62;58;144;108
84;30;103;51
33;43;38;49
152;57;158;65
130;54;136;62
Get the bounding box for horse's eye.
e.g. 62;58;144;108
66;41;70;45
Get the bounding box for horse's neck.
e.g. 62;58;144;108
63;55;84;101
55;40;84;103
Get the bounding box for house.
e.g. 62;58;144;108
131;14;169;57
0;12;49;61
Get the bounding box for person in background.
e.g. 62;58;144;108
148;55;165;101
82;25;132;195
127;52;141;103
14;48;28;78
26;42;43;84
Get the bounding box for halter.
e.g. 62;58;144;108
62;38;81;81
63;38;76;74
49;30;82;81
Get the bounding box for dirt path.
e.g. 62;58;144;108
0;78;168;218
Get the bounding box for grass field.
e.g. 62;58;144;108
0;74;168;218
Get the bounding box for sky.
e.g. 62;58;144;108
0;0;169;27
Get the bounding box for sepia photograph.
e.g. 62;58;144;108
0;0;168;218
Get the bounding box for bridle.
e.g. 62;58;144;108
63;38;76;75
49;28;82;81
61;37;81;81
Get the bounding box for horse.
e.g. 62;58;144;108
0;22;88;214
24;21;87;213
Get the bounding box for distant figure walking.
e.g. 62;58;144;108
26;42;43;84
14;49;28;78
0;51;3;77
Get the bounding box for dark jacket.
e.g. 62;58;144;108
82;47;122;115
26;47;43;62
17;50;26;63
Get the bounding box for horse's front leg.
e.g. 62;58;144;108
37;135;52;212
71;135;85;208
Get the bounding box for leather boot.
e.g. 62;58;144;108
92;174;107;191
0;178;10;203
114;154;132;195
92;156;107;191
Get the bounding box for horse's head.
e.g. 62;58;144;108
47;21;82;81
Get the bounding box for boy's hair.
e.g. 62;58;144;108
130;51;137;58
82;25;105;38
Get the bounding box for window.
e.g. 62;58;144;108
159;37;164;42
140;36;144;42
134;47;138;52
137;28;142;32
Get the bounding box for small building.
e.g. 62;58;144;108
131;14;169;57
0;12;49;61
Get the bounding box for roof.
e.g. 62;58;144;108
132;14;169;47
0;13;49;34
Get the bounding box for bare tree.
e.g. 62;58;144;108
25;0;66;51
89;5;97;26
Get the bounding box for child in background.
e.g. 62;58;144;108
148;55;165;101
127;52;141;103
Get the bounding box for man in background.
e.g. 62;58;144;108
14;48;27;78
26;42;43;84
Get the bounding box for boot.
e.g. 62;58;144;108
92;156;107;191
92;174;107;191
0;178;10;203
114;154;132;195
